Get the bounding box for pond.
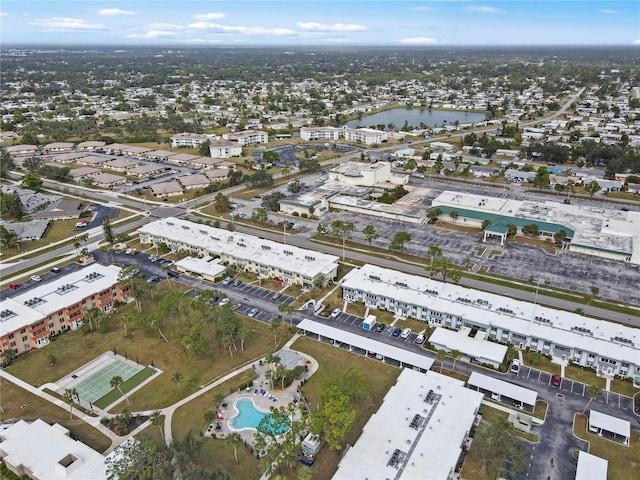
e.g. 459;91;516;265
343;107;486;129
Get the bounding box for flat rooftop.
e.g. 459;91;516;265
334;369;483;480
331;186;432;221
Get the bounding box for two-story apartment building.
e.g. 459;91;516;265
137;217;339;288
341;264;640;380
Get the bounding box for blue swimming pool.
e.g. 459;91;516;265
229;398;269;430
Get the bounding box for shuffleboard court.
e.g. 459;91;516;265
74;359;142;404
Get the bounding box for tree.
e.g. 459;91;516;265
299;158;321;173
0;150;14;179
261;191;286;212
450;210;459;222
533;166;550;190
317;385;356;451
102;218;114;244
389;231;411;253
582;384;602;414
425;254;461;283
246;170;274;188
287;180;305;193
281;160;292;178
0;192;23;220
63;388;79;418
198;140;211;156
474;417;528;480
149;410;164;443
362;225;379;246
427;245;442;265
426;207;443;224
251;208;269;224
23;156;43;172
437;349;447;373
278;302;295;326
182;325;207;361
110;375;129;403
553;229;567;246
20;171;43;191
481;219;491;230
213;192;231;212
506;223;518;238
171;371;183;387
226;432;243;464
47;353;57;367
451;349;461;371
0;225;20;249
161;262;173;287
204;408;217;426
270;316;283;347
585;180;601;197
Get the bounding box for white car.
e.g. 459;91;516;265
330;308;341;318
510;359;521;374
31;275;42;282
248;308;259;318
218;298;230;307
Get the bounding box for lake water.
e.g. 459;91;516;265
343;108;486;129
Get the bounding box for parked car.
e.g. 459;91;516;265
146;275;159;283
31;275;41;282
552;375;562;387
9;283;19;290
392;327;401;337
510;359;521;374
271;292;282;300
167;270;179;278
330;308;341;318
50;267;61;274
400;328;412;339
221;277;233;286
248;308;259;318
232;279;243;287
414;333;425;344
218;298;230;307
513;400;523;409
374;323;386;333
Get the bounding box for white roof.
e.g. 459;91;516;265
175;256;226;278
468;371;538;406
428;326;508;365
342;264;640;366
0;264;121;335
0;419;107;479
575;451;608;480
589;410;630;438
297;319;434;371
138;217;339;279
334;369;482;480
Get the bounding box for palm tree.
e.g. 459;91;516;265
213;392;225;410
161;262;173;287
150;410;164;443
204;408;217;427
226;432;243;464
451;349;461;372
171;370;183;387
110;375;129;403
63;388;79;418
582;384;603;414
270;316;282;347
278;302;295;326
437;349;447;373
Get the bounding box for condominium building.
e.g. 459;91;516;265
342;127;388;145
0;265;126;357
300;126;341;141
170;133;216;149
223;130;269;147
137;217;339;288
209;140;243;159
341;264;640;379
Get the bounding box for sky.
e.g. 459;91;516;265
1;1;639;47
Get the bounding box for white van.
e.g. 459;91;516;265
400;328;412;339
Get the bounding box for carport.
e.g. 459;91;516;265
575;451;608;480
174;256;226;281
297;319;434;372
588;410;630;445
468;372;538;412
428;326;507;369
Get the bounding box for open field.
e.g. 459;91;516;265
291;336;400;480
0;378;112;453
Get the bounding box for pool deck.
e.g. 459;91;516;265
205;343;319;449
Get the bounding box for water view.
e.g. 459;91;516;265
343;108;486;129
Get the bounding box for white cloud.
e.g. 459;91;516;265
296;22;366;32
633;39;640;45
0;12;8;17
29;17;105;31
411;6;432;11
125;30;177;39
187;22;295;36
466;6;506;14
600;9;617;14
323;37;356;43
146;22;184;30
396;36;439;45
193;12;226;21
98;8;137;16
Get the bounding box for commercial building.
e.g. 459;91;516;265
137;217;339;288
334;369;483;480
341;264;640;380
0;264;126;357
0;419;108;479
328;161;407;188
430;190;640;264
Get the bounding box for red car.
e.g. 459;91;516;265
552;375;562;387
9;283;19;290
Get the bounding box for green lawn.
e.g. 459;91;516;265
0;378;112;453
171;370;261;479
522;350;561;375
291;336;400;480
573;413;640;480
565;365;606;389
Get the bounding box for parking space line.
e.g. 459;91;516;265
526;368;532;379
537;370;541;382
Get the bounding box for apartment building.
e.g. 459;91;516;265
209;139;243;158
300;126;341;141
0;264;126;357
137;217;339;288
170;133;215;149
341;264;640;380
342;127;388;145
223;130;269;147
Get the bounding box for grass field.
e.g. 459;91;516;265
171;369;261;479
291;336;401;480
573;413;640;480
0;378;112;453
